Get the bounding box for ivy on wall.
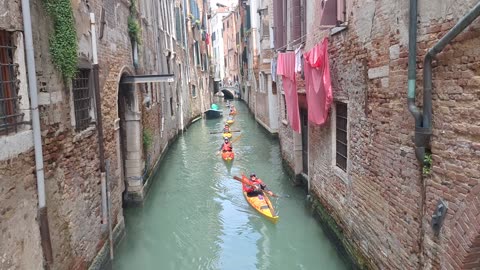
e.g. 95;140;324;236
44;0;78;79
128;0;141;44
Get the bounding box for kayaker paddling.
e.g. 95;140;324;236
232;174;279;223
223;124;230;133
242;173;275;197
219;137;233;152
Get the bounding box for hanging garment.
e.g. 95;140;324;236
295;46;303;74
277;52;301;133
303;38;333;126
271;58;277;82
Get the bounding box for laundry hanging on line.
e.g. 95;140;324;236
303;37;333;126
277;52;301;133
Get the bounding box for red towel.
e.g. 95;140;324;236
277;52;301;133
304;38;333;126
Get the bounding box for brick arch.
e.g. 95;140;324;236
446;184;480;269
115;65;135;118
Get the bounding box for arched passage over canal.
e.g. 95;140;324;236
113;100;348;270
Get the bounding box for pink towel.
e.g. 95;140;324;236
277;52;301;133
304;38;333;126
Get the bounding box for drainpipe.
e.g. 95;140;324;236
408;1;480;162
423;1;480;129
21;0;53;265
90;14;112;258
407;0;428;162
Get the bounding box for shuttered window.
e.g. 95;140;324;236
175;7;182;41
335;102;348;171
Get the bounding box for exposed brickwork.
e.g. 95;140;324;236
271;0;480;269
0;0;210;269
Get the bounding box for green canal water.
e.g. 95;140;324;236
113;101;348;270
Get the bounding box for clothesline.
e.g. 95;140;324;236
274;34;308;52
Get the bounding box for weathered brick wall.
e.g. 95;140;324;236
299;0;480;269
255;91;268;125
276;77;295;168
0;2;44;269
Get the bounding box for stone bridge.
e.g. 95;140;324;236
218;86;238;99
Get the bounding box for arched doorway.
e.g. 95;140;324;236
118;73;144;204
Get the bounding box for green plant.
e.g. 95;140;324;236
143;129;153;151
423;152;432;176
128;0;141;44
44;0;78;79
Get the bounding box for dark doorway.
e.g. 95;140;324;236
300;109;308;175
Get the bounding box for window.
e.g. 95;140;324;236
261;11;269;38
319;0;347;27
72;69;93;131
272;82;277;95
282;94;287;121
0;30;23;135
191;85;197;97
335;102;348;171
170;97;174;116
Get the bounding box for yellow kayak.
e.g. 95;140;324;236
226;119;234;125
242;184;279;223
223;132;232;138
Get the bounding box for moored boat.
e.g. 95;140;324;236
205;109;223;119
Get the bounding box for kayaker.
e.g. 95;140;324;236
242;173;274;197
219;137;233;152
223;124;230;133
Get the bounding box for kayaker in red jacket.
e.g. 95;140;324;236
242;173;274;197
219;137;232;152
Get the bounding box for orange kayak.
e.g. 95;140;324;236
222;151;234;161
242;184;279;223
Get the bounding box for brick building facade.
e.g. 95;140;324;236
0;0;211;269
250;0;480;269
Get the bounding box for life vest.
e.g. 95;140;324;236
222;142;232;151
242;177;264;193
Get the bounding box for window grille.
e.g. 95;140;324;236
0;30;23;135
72;69;92;131
335;102;348;171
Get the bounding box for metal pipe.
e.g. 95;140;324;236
91;12;111;258
407;0;422;127
423;1;480;129
21;0;53;264
90;13;106;173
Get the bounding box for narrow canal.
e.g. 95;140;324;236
113;100;348;270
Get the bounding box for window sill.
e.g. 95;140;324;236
330;25;348;36
73;125;96;142
333;165;348;184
